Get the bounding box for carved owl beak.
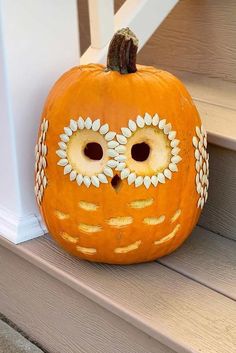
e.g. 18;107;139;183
111;174;121;190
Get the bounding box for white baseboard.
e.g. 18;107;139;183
0;205;47;244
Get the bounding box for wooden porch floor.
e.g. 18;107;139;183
0;226;235;353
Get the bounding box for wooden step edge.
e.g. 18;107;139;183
193;99;236;151
173;70;236;151
157;225;236;301
1;234;235;353
0;235;187;353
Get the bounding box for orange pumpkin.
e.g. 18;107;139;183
35;28;209;264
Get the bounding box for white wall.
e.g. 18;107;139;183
0;0;79;243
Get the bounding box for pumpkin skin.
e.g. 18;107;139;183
35;29;209;264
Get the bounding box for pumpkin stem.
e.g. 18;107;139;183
106;28;138;74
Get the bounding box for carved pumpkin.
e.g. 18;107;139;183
35;28;209;264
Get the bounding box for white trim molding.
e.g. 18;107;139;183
0;205;47;244
0;0;79;243
88;0;114;49
81;0;179;64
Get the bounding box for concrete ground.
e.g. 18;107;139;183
0;318;45;353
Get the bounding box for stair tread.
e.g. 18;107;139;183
174;71;236;151
158;226;236;300
1;226;235;353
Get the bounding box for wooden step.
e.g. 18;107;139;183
177;71;236;151
159;226;236;300
0;228;235;353
138;1;236;83
198;144;236;241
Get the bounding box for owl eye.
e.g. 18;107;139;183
131;142;150;162
114;113;182;188
84;142;103;160
125;126;172;176
57;118;117;187
65;130;108;177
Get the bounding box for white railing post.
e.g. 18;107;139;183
88;0;114;49
81;0;179;65
0;0;79;243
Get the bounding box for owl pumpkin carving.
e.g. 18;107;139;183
35;28;209;264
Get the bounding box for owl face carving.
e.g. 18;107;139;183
35;63;208;264
56;114;180;189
